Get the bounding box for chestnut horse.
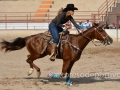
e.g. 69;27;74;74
0;23;113;85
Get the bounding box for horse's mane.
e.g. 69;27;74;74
75;27;94;36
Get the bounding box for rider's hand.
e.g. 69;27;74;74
65;25;70;29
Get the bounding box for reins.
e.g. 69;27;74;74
62;27;104;52
80;29;102;46
77;27;106;46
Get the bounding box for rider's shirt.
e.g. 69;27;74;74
51;12;79;28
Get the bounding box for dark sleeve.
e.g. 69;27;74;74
69;16;79;28
56;12;65;27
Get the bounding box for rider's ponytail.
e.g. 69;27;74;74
57;7;63;17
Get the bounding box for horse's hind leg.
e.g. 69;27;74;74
27;55;33;68
26;54;41;78
27;55;34;76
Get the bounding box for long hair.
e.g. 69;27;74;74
57;7;64;16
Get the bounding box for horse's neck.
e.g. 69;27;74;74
77;30;94;51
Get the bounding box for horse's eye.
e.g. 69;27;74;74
98;29;103;32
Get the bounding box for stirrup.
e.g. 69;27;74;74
49;52;57;61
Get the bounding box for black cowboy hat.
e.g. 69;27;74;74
63;4;78;11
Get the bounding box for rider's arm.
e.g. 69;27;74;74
69;16;85;33
69;16;80;29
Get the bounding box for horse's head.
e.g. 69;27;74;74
92;23;113;45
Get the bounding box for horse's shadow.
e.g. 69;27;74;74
23;75;120;85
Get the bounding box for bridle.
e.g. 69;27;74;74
79;26;109;46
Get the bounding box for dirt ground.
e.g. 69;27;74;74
0;30;120;90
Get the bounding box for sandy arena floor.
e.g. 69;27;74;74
0;30;120;90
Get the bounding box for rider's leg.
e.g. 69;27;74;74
49;43;57;61
49;23;63;61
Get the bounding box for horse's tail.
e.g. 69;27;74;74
0;37;26;52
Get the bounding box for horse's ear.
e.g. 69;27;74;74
92;23;99;27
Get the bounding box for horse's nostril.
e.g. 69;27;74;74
107;38;113;45
109;38;113;44
107;41;111;45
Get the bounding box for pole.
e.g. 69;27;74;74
116;15;119;42
5;14;7;29
106;0;109;22
27;14;28;29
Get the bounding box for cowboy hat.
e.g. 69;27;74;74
63;4;78;11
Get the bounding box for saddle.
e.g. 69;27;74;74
42;30;69;42
41;30;69;57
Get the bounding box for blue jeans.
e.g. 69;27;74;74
49;23;63;44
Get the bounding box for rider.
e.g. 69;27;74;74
49;4;82;61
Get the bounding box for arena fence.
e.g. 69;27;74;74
0;0;120;41
0;11;99;29
0;11;120;42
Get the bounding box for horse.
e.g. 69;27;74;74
0;23;113;85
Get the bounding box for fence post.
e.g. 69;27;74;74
48;13;49;28
27;14;28;29
5;14;7;29
106;0;108;17
91;13;93;22
98;10;99;20
116;15;119;42
93;14;96;22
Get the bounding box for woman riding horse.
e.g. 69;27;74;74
0;23;113;86
49;4;82;61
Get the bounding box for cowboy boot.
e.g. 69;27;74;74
49;43;57;61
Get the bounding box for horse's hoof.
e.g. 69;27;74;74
66;82;73;86
37;72;41;78
49;53;56;61
37;75;40;79
66;82;78;87
28;68;34;76
50;59;55;61
49;57;55;61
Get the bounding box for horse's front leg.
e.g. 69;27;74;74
60;60;70;77
66;61;75;86
47;60;70;79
